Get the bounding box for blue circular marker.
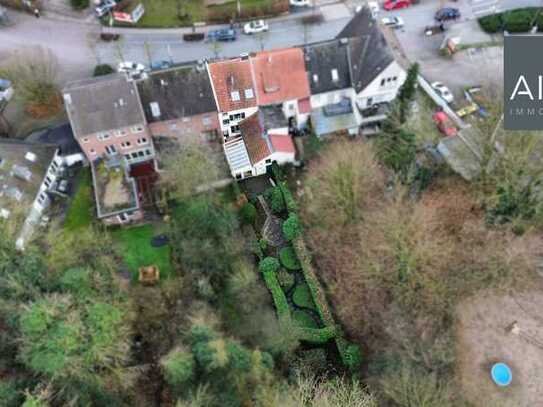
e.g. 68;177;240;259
491;363;512;387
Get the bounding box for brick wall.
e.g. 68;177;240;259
147;112;220;141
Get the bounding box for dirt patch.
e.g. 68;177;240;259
456;289;543;407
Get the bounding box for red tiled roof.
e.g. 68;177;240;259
251;48;311;106
269;134;295;154
208;59;257;113
240;113;270;164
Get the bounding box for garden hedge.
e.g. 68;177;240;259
282;214;302;241
279;246;300;270
258;257;280;274
262;270;290;319
297;326;337;344
240;202;257;225
478;8;543;33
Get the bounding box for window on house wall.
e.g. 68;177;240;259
105;145;117;155
90;149;96;155
97;133;110;141
37;193;46;204
137;137;148;145
124;154;131;160
203;116;212;126
131;126;144;133
380;78;386;86
230;125;240;133
241;112;245;119
115;129;127;137
244;88;254;99
366;97;373;107
145;149;151;156
223;119;230;125
231;91;240;101
121;141;131;149
82;137;89;143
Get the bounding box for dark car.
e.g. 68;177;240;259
207;28;237;42
435;7;460;21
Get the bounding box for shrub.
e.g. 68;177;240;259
504;8;534;32
292;309;319;329
70;0;88;10
183;33;205;42
266;186;286;214
282;214;302;241
293;283;315;309
336;338;362;370
93;64;114;77
161;347;195;386
478;13;502;33
0;380;22;406
259;257;280;274
277;269;295;290
251;239;264;260
297;326;337;344
279;246;301;270
262;269;290;317
240;202;257;225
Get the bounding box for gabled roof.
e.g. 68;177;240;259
26;123;82;157
208;58;257;112
251;48;311;105
303;39;352;95
137;63;217;123
337;7;395;93
63;74;146;138
239;113;271;164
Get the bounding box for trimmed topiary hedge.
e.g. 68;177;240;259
258;257;280;274
279;246;300;270
293;283;315;309
297;326;337;344
262;270;290;318
266;186;286;214
282;214;302;241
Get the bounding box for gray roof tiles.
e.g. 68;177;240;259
63;74;146;138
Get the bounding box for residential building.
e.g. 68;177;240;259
136;63;220;143
304;6;406;136
63;74;155;225
224;110;296;179
207;57;258;139
0;139;64;249
250;48;312;128
337;7;407;117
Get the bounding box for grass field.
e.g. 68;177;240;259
64;169;94;231
111;224;173;279
135;0;279;27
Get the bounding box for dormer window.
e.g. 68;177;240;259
312;74;318;83
331;69;339;82
244;88;254;99
231;91;240;101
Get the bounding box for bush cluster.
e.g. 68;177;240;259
282;214;302;241
258;257;280;274
240;202;257;225
279;246;300;271
478;8;543;33
93;64;114;77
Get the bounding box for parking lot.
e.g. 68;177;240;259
380;0;504;100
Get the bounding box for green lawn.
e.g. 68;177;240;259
64;169;94;231
292;309;319;329
110;224;173;280
292;283;316;310
134;0;280;28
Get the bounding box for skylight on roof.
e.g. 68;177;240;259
313;74;319;83
231;91;240;102
331;69;339;82
244;88;254;99
150;102;161;118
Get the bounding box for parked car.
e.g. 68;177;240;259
431;81;454;103
94;0;116;17
207;28;237;42
243;19;269;34
381;16;404;29
435;7;460;21
118;61;145;75
290;0;311;7
150;60;172;71
433;111;457;137
383;0;411;11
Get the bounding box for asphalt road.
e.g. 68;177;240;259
470;0;543;17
